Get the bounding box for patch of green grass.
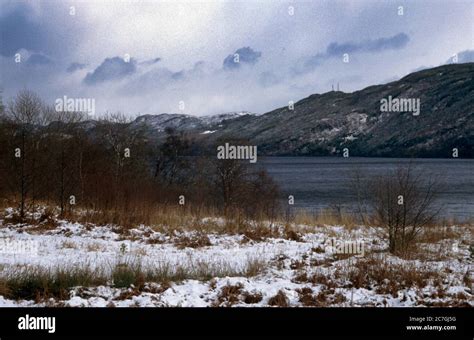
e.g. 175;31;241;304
0;256;268;302
0;265;107;301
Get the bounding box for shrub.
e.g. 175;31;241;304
356;165;442;254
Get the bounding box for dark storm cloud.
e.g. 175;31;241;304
302;33;410;72
171;71;185;80
140;57;162;66
223;47;262;70
27;53;53;65
326;33;409;56
0;5;50;57
67;62;87;73
83;57;137;85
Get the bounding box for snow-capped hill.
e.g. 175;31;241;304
132;111;254;133
133;113;204;132
200;111;254;125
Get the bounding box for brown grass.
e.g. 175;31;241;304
76;204;219;231
293;270;338;289
284;225;303;241
418;226;462;243
296;287;319;306
86;243;106;252
242;291;263;304
2;206;60;231
61;240;77;249
3;213;30;225
290;208;360;229
174;232;212;249
213;283;244;307
268;290;289;307
241;224;277;242
292;254;446;299
290;259;306;270
342;255;442;295
67;205;307;243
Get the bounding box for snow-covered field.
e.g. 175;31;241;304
0;209;472;307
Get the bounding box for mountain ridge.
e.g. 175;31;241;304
69;63;474;158
195;63;473;158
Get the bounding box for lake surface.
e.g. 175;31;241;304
260;157;473;220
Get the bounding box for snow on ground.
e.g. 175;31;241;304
0;211;472;307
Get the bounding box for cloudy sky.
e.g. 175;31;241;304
1;0;473;117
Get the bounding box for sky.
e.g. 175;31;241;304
1;0;473;117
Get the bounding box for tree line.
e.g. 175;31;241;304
0;90;280;222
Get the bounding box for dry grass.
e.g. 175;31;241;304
292;253;447;299
35;208;60;230
116;256;267;287
290;259;306;270
86;243;106;252
174;232;212;249
418;226;462;243
212;283;266;306
268;290;289;307
76;205;219;231
439;216;474;228
342;255;443;295
296;287;319;306
72;206;306;244
132;247;148;256
293;270;337;290
3;213;30;225
296;286;346;307
242;291;263;304
2;203;365;243
242;224;276;242
2;205;59;231
283;225;303;241
213;283;244;307
290;208;360;229
114;282;168;301
60;240;77;249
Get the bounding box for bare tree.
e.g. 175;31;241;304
245;169;280;221
46;108;85;216
6;90;45;218
97;112;148;210
212;157;248;216
155;127;191;185
362;164;442;254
